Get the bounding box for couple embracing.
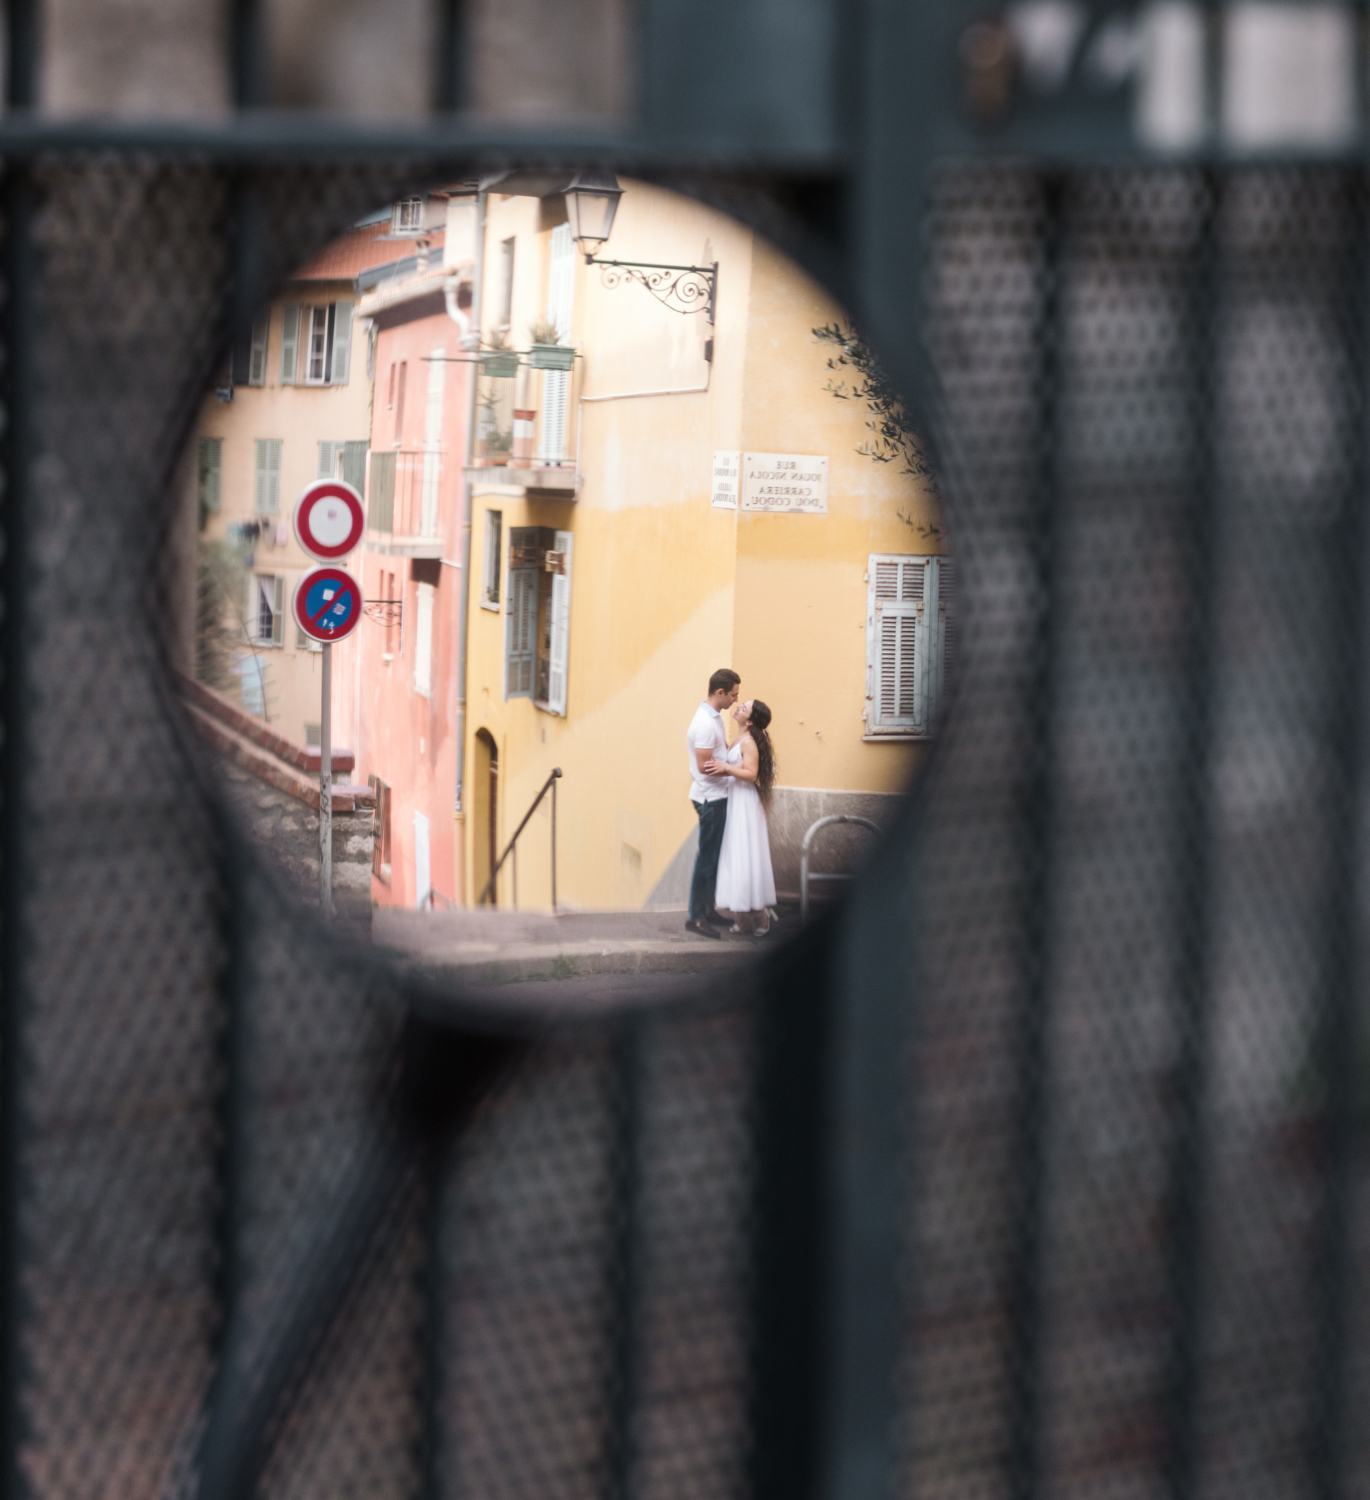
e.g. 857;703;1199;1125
685;668;778;939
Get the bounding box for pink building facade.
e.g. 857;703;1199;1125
340;263;475;909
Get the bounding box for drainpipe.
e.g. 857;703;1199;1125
450;191;485;895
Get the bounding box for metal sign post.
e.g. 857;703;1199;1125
319;641;332;919
291;563;363;920
290;483;365;920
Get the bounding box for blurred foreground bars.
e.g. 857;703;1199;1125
7;7;1370;1500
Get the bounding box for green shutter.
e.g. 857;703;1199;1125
330;300;353;385
197;437;222;513
272;575;285;646
369;451;395;531
341;440;368;492
280;304;300;384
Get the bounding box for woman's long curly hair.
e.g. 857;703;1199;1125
746;700;776;808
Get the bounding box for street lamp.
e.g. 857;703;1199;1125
564;171;718;322
563;170;623;255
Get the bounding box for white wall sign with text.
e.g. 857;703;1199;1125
742;453;828;514
711;450;740;508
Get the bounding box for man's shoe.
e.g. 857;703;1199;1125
685;919;721;939
705;910;728;928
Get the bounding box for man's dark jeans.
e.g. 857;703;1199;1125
689;798;728;922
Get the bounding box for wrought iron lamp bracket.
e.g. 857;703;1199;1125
584;255;718;322
363;599;404;627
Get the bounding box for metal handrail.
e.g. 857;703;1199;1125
478;767;561;910
799;815;881;921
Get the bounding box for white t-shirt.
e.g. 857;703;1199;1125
687;701;729;803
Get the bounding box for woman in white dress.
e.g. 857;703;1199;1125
707;699;778;935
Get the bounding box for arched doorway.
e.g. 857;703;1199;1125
472;730;499;904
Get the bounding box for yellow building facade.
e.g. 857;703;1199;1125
460;180;945;911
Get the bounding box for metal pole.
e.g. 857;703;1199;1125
551;771;557;914
320;642;333;919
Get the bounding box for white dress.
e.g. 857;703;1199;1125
715;737;777;913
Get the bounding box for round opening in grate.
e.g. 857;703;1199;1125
166;174;949;1003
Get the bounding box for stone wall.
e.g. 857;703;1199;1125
218;760;374;940
647;786;904;908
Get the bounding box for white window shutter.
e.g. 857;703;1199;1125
280;304;300;384
504;569;537;699
249;312;269;386
414;581;434;696
330;300;353;385
255;439;281;514
318;440;338;479
539;371;568;463
538;225;575;464
547;531;573;716
547;222;574;338
272;575;285;646
421;349;445;536
867;554;928;735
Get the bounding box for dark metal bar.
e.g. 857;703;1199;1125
433;0;465;113
1005;172;1066;1500
1162;169;1223;1500
606;1021;647;1500
1309;166;1370;1500
0;159;37;1500
550;772;557;913
230;0;267;110
5;0;39;108
0;111;842;167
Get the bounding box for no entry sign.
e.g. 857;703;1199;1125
293;479;365;563
293;566;363;644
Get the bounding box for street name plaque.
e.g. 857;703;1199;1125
741;453;828;514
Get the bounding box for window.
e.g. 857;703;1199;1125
387;361;397;409
369;452;396;532
248;311;269;386
369;775;392;881
504;526;572;714
865;554;954;738
197;437;222;515
305;304;329;382
254;439;282;514
413;581;435;696
539;223;575;463
319;439;368;491
295;618;322;652
250;574;285;647
394;361;407;442
496;237;515;329
279;301;352;386
240;655;266;716
392;198;424;233
482;510;502;608
230;310;269;387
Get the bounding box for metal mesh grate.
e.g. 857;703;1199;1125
6;148;1370;1500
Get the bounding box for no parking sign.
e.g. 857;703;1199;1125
293;566;363;644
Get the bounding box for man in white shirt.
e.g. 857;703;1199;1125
685;668;741;937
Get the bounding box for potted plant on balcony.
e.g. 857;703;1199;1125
479;329;519;380
527;318;576;372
